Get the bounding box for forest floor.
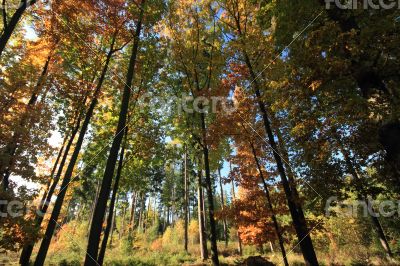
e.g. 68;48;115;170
2;221;397;266
4;241;397;266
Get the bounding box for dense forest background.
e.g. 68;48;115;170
0;0;400;265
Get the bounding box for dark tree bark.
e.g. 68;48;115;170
38;133;68;211
33;35;116;266
249;141;289;266
138;193;145;231
129;191;137;233
197;162;208;260
87;180;101;238
227;6;318;262
110;204;118;245
336;137;393;258
240;46;318;265
200;111;219;266
119;203;127;240
19;125;76;265
217;168;228;248
230;171;242;256
98;130;127;265
84;5;144;263
184;148;189;252
0;0;37;59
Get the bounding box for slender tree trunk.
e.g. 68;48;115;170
200;111;219;266
138;193;145;231
38;133;68;211
230;166;242;256
98;131;127;265
129;191;137;233
217;168;228;248
1;54;51;191
337;138;393;258
33;36;116;266
144;196;151;233
19;126;75;265
249;141;289;266
184;148;189;252
197;163;208;260
87;180;101;238
0;0;37;59
119;205;126;240
166;206;170;227
242;49;318;265
109;205;117;246
202;182;207;230
84;4;144;263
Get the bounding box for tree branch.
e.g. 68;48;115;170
1;0;7;29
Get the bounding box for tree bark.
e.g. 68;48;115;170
98;135;126;265
230;171;242;256
184;148;189;252
129;191;137;234
217;168;228;248
110;204;117;245
197;162;208;260
19;125;75;265
242;49;319;265
119;204;126;240
0;0;37;59
138;193;145;231
87;180;101;238
200;111;219;266
33;35;116;266
249;141;289;266
84;3;144;263
336;137;393;258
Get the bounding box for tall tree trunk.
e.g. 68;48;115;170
217;168;228;248
166;206;170;227
19;124;76;265
38;133;68;211
202;182;207;230
119;204;126;240
1;53;51;191
249;141;289;266
87;180;101;238
336;137;393;258
144;196;151;232
33;35;116;266
230;162;242;256
242;49;318;265
109;204;117;246
0;0;37;59
98;130;127;265
197;163;208;260
129;191;137;234
138;193;145;231
200;111;219;266
184;148;189;252
84;3;144;263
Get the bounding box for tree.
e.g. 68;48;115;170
84;1;145;264
0;0;37;59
